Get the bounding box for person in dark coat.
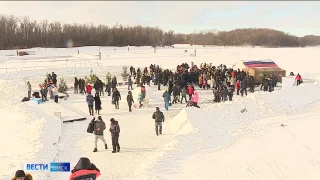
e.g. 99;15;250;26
222;86;228;102
180;86;187;103
152;107;165;136
128;76;133;90
112;88;121;109
111;76;117;91
263;78;269;92
126;91;134;112
69;157;101;180
52;72;57;86
228;86;234;101
105;81;112;96
240;78;248;97
94;93;102;115
109;118;120;153
74;77;79;94
172;85;180;104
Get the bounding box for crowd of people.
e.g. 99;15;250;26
18;61;305;179
76;62;306;115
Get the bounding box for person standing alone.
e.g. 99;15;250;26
152;107;165;136
92;116;108;152
26;81;32;98
109;118;120;153
94;93;102;115
126;91;134;112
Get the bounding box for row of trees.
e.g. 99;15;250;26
1;14;320;49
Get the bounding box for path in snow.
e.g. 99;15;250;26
45;81;281;179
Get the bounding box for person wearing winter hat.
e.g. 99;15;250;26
93;116;108;152
152;107;165;136
69;157;101;180
109;118;120;153
12;170;33;180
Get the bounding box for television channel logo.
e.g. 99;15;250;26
25;163;49;171
50;162;71;172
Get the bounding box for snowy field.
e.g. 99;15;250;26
0;45;320;179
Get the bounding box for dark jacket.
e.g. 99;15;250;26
180;87;187;96
240;79;247;89
127;93;134;105
112;90;121;101
93;120;106;135
69;157;100;180
152;110;165;122
109;121;120;136
94;96;101;110
172;86;180;96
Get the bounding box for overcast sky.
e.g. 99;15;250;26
0;1;319;37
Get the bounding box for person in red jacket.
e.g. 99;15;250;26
187;84;194;100
236;80;240;95
86;83;92;94
295;73;302;86
231;71;236;78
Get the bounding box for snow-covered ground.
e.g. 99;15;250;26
0;45;320;179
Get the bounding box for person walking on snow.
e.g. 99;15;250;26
92;116;108;152
162;89;171;111
86;92;95;116
152;107;165;136
296;73;302;86
180;86;187;103
191;90;200;108
112;88;121;109
127;91;134;112
109;118;120;153
128;76;133;90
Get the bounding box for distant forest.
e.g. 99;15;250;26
1;14;320;50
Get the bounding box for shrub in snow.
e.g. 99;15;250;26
87;69;98;84
121;66;129;81
58;78;68;93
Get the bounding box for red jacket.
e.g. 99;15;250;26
187;86;194;95
231;72;236;77
69;169;101;180
295;74;301;81
86;85;92;93
236;81;240;89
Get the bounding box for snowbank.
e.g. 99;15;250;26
133;82;320;179
0;79;62;179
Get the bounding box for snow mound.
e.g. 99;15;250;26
135;82;320;179
0;79;62;179
131;85;155;106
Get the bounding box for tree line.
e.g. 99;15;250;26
0;14;320;50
